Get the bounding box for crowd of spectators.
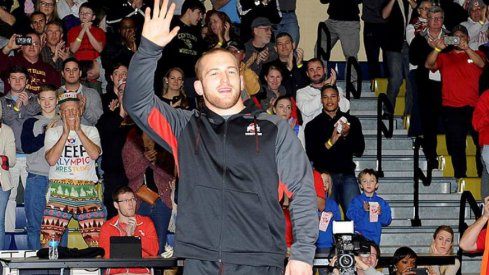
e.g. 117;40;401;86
0;0;488;273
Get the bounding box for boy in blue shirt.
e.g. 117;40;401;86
314;170;341;254
346;169;392;245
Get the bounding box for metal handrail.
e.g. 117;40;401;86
411;136;433;227
376;93;394;178
457;191;483;273
345;56;362;100
316;21;331;62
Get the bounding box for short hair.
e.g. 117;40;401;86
112;186;134;202
194;48;237;80
46;20;63;30
320;84;339;97
79;2;94;13
30;11;46;21
392;247;417;266
62;57;80;69
276;32;293;43
427;6;444;18
9;65;29;79
181;0;205;15
306;58;324;69
108;62;129;76
39;84;58;94
357;169;379;184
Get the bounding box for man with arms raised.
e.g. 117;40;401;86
124;0;318;274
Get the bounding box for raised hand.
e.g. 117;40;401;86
141;0;180;47
324;68;337;86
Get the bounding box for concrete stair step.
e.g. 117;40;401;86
370;170;446;178
388;218;475;227
388;205;469;220
380;231;460;247
354;156;428;171
376;177;454;194
382;193;461;202
358;116;405;131
363;128;408;136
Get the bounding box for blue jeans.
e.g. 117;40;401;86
330;173;360;215
385;43;409;115
137;200;172;254
276;12;300;45
24;173;49;250
0;188;10;249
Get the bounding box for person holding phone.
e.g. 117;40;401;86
459;196;489;275
390;247;436;275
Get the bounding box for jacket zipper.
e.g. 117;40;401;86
218;119;228;274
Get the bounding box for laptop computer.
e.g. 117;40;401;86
109;236;142;259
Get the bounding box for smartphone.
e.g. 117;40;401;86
15;36;32;46
444;36;460;46
409;268;428;275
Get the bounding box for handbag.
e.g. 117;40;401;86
135;173;159;206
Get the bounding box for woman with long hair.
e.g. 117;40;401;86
160;67;188;109
203;10;237;49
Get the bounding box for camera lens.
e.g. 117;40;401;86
338;254;354;268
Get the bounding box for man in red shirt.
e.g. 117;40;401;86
459;196;489;275
425;24;485;180
98;186;159;274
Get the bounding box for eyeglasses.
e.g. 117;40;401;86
40;1;54;7
117;198;137;204
419;7;430;11
428;16;444;21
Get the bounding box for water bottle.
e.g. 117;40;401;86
48;234;59;260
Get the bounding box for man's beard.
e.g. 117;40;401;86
312;74;326;85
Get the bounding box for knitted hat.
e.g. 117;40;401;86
313;170;326;199
57;92;79;105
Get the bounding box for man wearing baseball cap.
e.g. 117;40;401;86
243;17;278;75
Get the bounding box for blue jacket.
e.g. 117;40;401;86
346;192;392;245
316;197;341;249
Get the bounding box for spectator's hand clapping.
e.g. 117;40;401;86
324;69;337;86
429;37;446;51
126;217;136;236
245;52;258;68
296;48;304;67
256;47;269;65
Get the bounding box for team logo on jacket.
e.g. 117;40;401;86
245;123;262;136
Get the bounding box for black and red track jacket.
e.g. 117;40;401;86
124;38;318;268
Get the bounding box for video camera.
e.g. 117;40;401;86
332;221;371;275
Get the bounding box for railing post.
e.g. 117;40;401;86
376;93;394;178
346;57;362;100
316;22;331;62
411;137;422;227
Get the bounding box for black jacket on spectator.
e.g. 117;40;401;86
260;58;307;98
383;0;409;52
320;0;361;21
305;110;364;174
